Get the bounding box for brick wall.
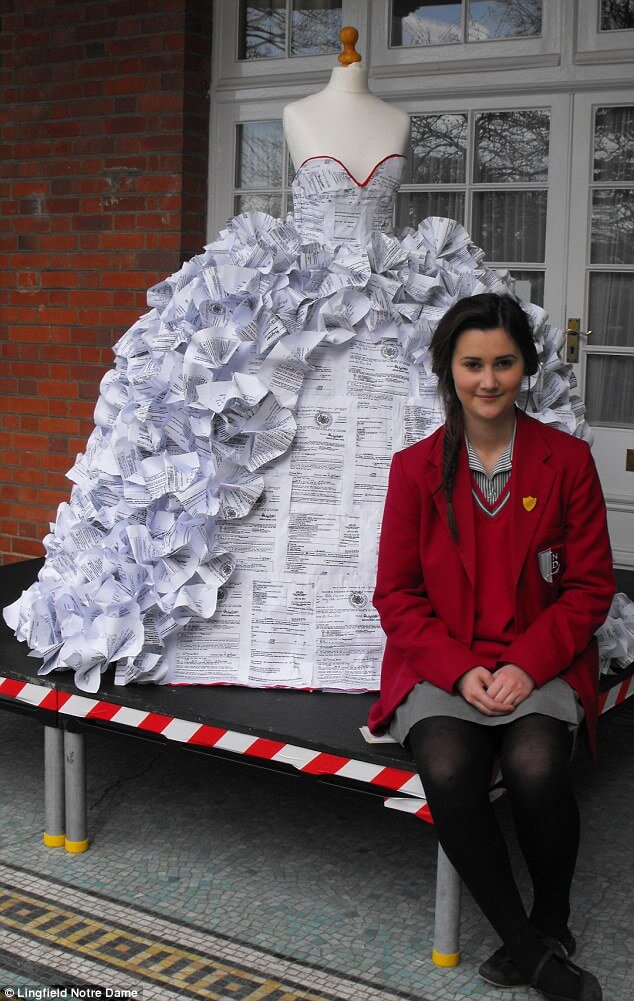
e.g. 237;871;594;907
0;0;212;563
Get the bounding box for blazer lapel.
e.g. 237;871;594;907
426;432;476;590
510;412;557;586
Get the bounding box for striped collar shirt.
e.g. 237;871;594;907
465;421;516;506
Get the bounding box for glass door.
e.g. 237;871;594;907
567;91;634;567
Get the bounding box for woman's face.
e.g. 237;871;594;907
450;326;525;432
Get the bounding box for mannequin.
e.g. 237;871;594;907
283;29;409;182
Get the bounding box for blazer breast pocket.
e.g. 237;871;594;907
537;541;565;588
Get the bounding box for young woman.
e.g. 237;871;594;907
369;293;615;1001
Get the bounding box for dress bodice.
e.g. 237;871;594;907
291;154;406;246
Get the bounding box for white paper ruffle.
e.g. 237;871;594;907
597;592;634;675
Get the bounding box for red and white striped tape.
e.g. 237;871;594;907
599;674;634;714
0;675;57;711
55;690;426;800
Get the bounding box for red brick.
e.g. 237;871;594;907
39;417;82;435
10;432;49;453
48;399;70;417
104;75;147;95
99;233;145;250
5;396;49;415
41;272;80;288
67;290;112;308
38;234;79;251
10;180;51;197
37;380;79;398
8;326;50;344
10;538;46;558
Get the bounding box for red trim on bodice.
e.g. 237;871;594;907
296;153;406;188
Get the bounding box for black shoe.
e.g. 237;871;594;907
478;931;576;988
531;946;603;1001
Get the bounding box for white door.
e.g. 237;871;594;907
567;92;634;568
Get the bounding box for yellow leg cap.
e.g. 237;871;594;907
43;833;66;848
65;837;89;854
432;948;461;967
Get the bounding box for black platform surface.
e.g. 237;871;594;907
0;558;415;769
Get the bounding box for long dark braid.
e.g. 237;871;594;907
430;293;538;541
440;396;464;541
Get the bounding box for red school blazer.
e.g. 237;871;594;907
368;409;616;756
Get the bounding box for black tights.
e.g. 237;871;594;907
409;714;580;982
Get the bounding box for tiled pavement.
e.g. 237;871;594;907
0;693;632;1001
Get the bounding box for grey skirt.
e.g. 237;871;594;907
388;676;584;746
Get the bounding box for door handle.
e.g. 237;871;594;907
565;318;592;364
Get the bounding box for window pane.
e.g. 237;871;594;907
472;190;547;261
396;191;466;230
468;0;542;40
291;0;341;55
510;269;544;306
391;1;462;46
590;189;634;264
239;0;286;60
593;106;634;182
474;110;550;182
600;0;634;30
236;122;284;189
235;193;283;217
406;114;468;183
588;273;634;346
585;355;634;428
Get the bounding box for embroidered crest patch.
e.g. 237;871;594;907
538;544;564;586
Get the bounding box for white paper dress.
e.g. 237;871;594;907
6;154;631;692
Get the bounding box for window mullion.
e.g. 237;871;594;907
285;0;292;57
465;109;475;235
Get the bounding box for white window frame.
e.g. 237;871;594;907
209;100;292;239
212;0;369;88
400;93;571;323
567;89;634;404
369;0;561;77
565;88;634;565
575;0;634;63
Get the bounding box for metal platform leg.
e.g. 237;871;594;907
43;725;65;848
64;728;88;853
432;842;462;967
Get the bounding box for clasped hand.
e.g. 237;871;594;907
456;664;535;717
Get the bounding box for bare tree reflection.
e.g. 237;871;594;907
593;106;634;182
239;0;341;60
469;0;542;40
409;114;468;183
236;123;284;189
391;0;541;45
240;1;286;60
591;190;634;266
391;2;462;47
291;0;341;55
475;110;550;182
600;0;634;30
